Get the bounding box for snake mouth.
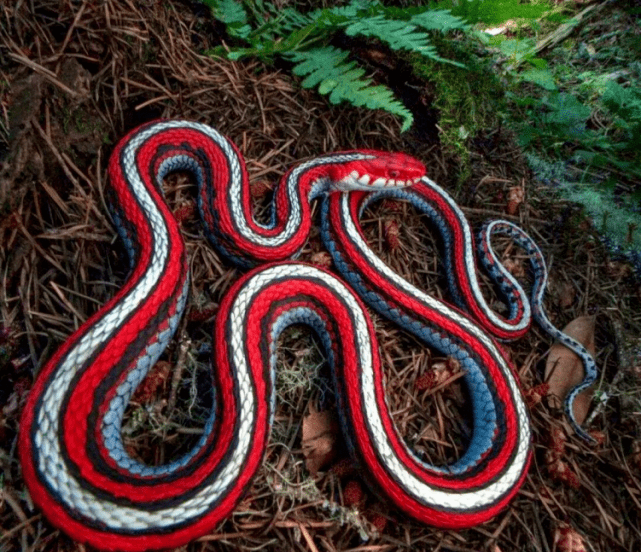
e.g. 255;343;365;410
345;171;423;190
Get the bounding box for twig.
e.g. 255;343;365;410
533;1;611;55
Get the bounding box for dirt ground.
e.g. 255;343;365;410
1;1;641;551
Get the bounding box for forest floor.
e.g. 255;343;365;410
1;1;641;551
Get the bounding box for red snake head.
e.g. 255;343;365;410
329;150;426;191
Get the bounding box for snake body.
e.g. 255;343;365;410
19;120;593;550
321;181;597;443
321;183;531;527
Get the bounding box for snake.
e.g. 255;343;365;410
18;120;593;551
320;179;598;445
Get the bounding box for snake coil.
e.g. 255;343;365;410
19;120;595;550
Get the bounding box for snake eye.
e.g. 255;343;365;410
389;170;400;178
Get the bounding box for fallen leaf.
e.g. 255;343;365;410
501;256;526;278
546;457;580;489
549;426;567;458
544;428;580;488
173;201;196;224
415;359;457;390
188;303;219;322
301;404;339;475
381;199;404;213
553;522;587;552
330;457;356;477
588;430;605;446
544;316;596;426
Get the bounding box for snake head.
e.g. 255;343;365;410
330;151;426;191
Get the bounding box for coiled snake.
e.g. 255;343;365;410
19;120;595;550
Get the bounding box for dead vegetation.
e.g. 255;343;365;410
1;1;641;551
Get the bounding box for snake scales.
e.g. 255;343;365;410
19;120;595;550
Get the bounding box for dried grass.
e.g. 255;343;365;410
1;1;641;551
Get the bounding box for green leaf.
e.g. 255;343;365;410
520;68;557;90
344;17;433;54
288;46;413;131
603;81;641;120
318;78;338;95
291;47;350;77
208;0;251;39
410;9;468;33
542;93;591;126
500;38;535;61
528;57;548;70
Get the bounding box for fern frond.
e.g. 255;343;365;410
410;9;469;33
344;17;436;56
275;7;316;33
320;0;376;19
205;0;251;39
563;184;641;255
342;14;464;68
288;46;413;131
203;0;473;130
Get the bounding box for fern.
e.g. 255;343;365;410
344;16;440;60
411;9;469;33
288;47;413;131
527;153;641;276
203;0;470;131
209;0;251;39
602;81;641;156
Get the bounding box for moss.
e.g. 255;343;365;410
434;0;555;26
409;34;506;187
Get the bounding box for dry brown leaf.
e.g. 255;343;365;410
544;316;596;426
381;199;404;213
301;404;340;475
173;201;196;224
367;512;388;533
415;359;458;390
188;303;219;322
553;522;587;552
546;457;580;489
